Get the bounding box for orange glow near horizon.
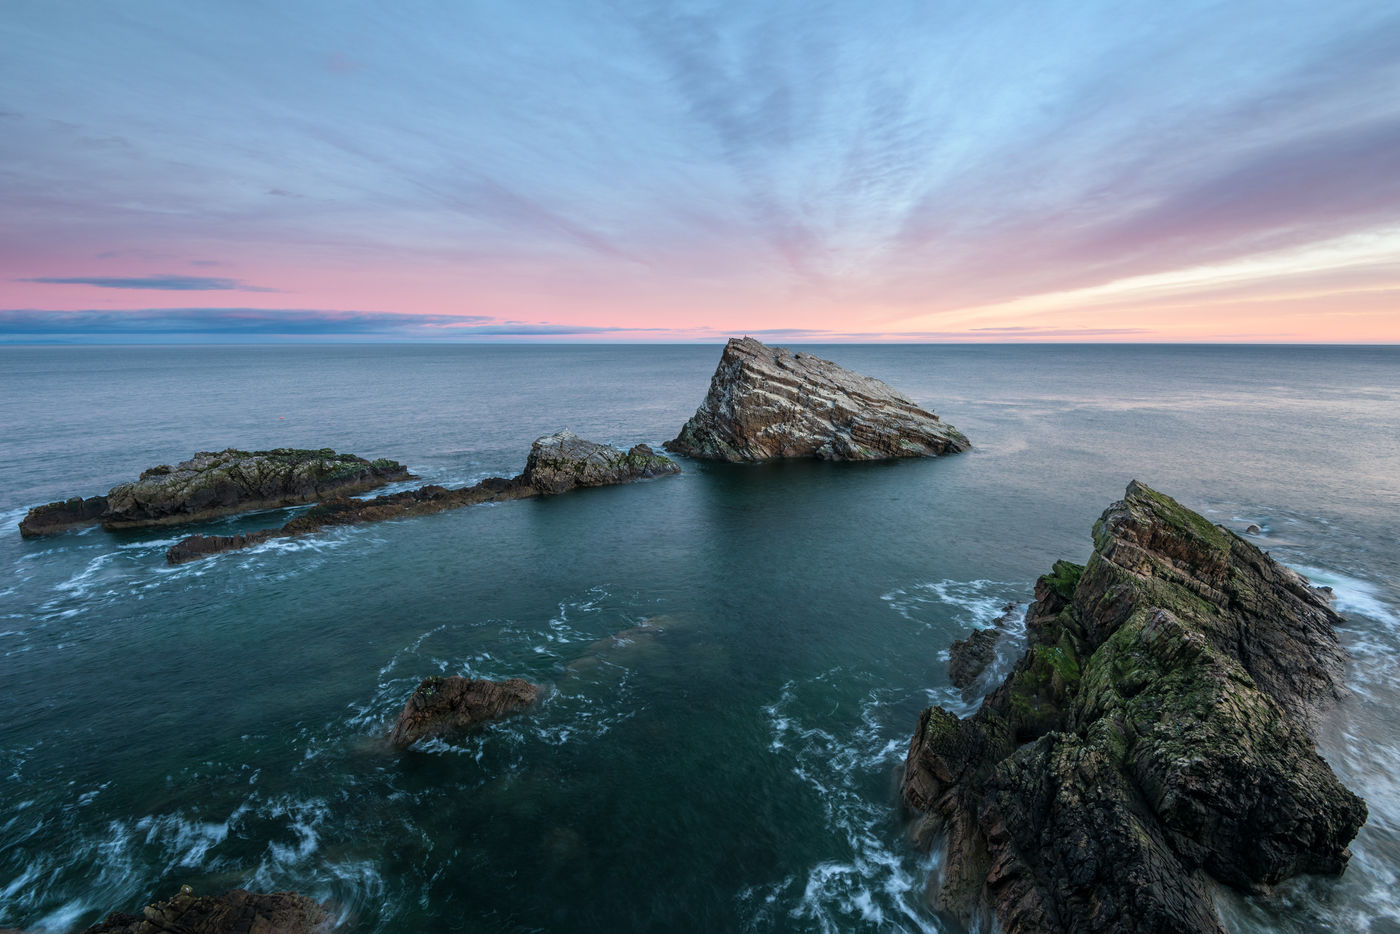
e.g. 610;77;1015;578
6;224;1397;343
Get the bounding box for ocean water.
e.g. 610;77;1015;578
0;343;1397;933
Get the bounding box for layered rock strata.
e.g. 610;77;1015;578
82;885;329;934
389;676;541;748
665;337;969;461
19;448;411;537
901;481;1366;934
167;431;679;564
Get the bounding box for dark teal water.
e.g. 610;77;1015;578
1;344;1397;933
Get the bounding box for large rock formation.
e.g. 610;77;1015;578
388;676;540;748
82;884;329;933
665;337;969;461
19;448;411;537
901;481;1366;934
167;432;679;564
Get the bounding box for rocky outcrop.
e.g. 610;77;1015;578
520;430;678;493
17;495;109;537
82;884;329;933
389;676;540;748
19;449;411;537
664;337;969;461
901;481;1366;934
167;433;679;563
948;602;1019;697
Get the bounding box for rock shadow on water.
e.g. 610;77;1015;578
561;613;729;688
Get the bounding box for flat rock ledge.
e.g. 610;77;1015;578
167;431;679;564
19;448;411;537
901;481;1367;934
82;885;330;934
389;676;540;749
664;336;969;461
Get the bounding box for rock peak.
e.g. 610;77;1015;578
665;337;969;461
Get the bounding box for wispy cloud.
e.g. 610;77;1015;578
18;275;277;291
0;309;680;341
1;2;1397;340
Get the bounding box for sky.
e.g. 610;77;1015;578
2;0;1398;343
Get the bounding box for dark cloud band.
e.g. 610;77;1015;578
18;275;277;292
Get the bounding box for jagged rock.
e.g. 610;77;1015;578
102;449;412;529
521;430;680;494
17;495;108;538
19;449;411;536
82;884;329;933
948;602;1018;695
901;481;1366;934
389;676;540;748
664;337;969;461
167;433;679;564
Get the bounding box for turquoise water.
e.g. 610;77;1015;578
1;344;1397;932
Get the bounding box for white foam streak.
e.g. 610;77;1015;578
751;674;944;931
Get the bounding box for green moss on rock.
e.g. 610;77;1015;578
900;481;1366;934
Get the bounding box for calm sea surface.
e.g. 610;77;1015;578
1;344;1397;933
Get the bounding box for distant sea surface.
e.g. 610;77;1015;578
1;343;1397;933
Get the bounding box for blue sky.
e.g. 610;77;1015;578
3;0;1398;341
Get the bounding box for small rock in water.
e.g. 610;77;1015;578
1246;523;1262;534
80;885;330;933
389;675;540;749
520;430;680;494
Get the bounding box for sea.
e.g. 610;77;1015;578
0;343;1397;933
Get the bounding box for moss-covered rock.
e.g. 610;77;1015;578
81;884;329;933
167;432;681;564
19;448;412;536
520;429;680;494
901;481;1366;934
102;448;412;529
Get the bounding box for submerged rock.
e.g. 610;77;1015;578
82;884;329;933
19;448;411;536
389;676;540;748
665;337;969;461
901;481;1366;934
167;433;678;564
